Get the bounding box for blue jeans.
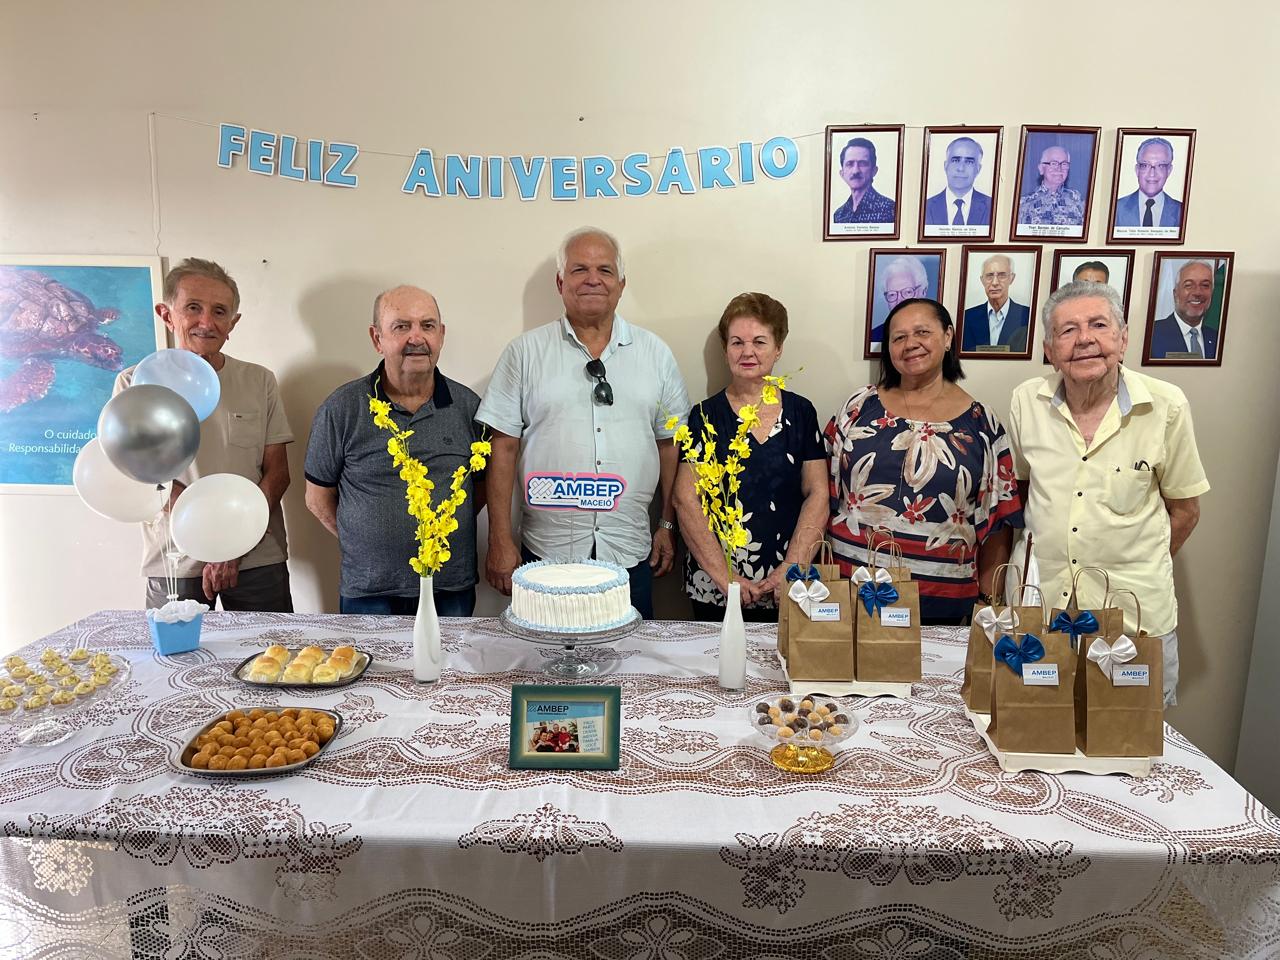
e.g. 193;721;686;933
520;546;653;619
340;586;476;617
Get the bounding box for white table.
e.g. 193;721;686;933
0;611;1277;959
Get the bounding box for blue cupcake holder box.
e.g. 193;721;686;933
148;613;204;655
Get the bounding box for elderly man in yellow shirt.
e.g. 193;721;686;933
1009;280;1209;706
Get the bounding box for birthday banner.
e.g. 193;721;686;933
216;123;800;199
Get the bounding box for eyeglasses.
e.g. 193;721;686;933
1039;160;1070;170
585;358;613;406
884;286;925;305
981;272;1011;283
1136;162;1172;174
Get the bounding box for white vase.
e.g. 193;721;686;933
719;582;747;689
413;575;441;683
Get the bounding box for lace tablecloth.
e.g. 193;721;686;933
0;611;1277;959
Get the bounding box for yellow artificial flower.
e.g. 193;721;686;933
738;404;760;431
760;385;778;405
664;414;679;431
469;454;486;471
471;439;491;456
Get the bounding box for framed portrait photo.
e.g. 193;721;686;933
508;684;621;770
823;124;904;241
864;248;946;358
1051;249;1136;316
1010;125;1101;243
917;126;1002;243
1142;251;1233;367
0;254;166;491
955;245;1041;360
1107;128;1196;245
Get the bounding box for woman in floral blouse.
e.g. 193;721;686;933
825;298;1022;624
675;293;828;622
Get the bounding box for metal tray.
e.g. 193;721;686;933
232;649;370;688
174;706;343;778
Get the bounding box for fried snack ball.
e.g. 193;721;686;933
226;756;249;770
207;755;229;771
189;752;210;769
248;755;267;769
300;741;320;758
265;753;288;768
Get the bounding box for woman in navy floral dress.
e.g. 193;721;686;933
675;293;828;622
825;299;1022;624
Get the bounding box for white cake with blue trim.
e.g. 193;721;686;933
509;559;635;632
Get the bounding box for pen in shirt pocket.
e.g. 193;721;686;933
1133;459;1151;471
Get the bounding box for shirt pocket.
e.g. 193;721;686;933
227;412;262;449
1101;464;1154;516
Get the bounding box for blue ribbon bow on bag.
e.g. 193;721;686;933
852;566;899;615
785;564;820;583
994;633;1046;676
1050;610;1099;643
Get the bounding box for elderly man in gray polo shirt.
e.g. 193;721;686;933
478;226;690;619
304;285;486;615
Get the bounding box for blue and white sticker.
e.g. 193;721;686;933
526;472;626;512
1113;664;1150;686
1023;663;1060;686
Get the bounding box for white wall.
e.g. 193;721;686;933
2;0;1279;771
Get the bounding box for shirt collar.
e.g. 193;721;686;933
560;313;632;352
1045;366;1146;417
366;360;453;410
988;300;1009;324
1172;311;1204;342
946;187;974;208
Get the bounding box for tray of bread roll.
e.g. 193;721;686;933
233;644;370;687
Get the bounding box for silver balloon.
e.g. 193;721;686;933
98;384;201;484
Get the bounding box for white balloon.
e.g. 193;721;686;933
171;474;269;563
73;438;164;523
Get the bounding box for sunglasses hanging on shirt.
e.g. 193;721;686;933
586;358;613;406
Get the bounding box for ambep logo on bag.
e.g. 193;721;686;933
525;472;626;511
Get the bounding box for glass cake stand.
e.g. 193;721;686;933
498;608;642;679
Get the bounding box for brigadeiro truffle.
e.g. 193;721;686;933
757;715;773;726
830;713;850;725
779;697;795;712
755;702;771;714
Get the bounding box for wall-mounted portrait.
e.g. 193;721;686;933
1142;252;1233;366
864;248;946;357
1107;128;1196;245
1011;125;1100;242
1051;249;1136;316
823;125;904;241
956;245;1042;360
918;126;1002;243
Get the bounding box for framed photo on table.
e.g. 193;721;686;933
823;124;904;241
1107;128;1196;245
0;255;166;491
508;684;621;770
1141;251;1233;367
917;126;1002;243
1010;125;1101;242
955;245;1041;360
864;248;946;357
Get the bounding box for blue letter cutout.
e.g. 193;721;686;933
510;156;547;201
324;142;359;188
622;153;653;196
247;129;275;176
278;135;305;181
759;136;799;179
444;155;482;198
402;150;442;196
217;124;246;169
550;157;578;200
697;146;735;190
582;156;619;198
656;148;696;194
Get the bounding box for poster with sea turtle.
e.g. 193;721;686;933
0;256;164;488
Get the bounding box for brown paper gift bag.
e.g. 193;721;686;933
779;544;855;682
962;564;1047;714
1075;589;1164;757
987;586;1078;754
1049;567;1123;655
853;541;921;683
777;542;841;662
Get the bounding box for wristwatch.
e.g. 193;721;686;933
657;519;675;531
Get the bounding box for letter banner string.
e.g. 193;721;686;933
1050;610;1099;644
853;567;898;615
974;605;1016;646
994;633;1046;676
785;564;820;583
787;578;831;618
1087;635;1138;678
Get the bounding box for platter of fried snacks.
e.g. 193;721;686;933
232;644;369;688
176;706;342;776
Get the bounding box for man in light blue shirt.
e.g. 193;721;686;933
477;227;690;618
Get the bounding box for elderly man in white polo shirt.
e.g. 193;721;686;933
477;227;690;619
1008;280;1209;706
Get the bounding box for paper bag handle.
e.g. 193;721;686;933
870;539;905;574
987;562;1021;608
1067;566;1111;613
1104;588;1142;637
1015;582;1047;619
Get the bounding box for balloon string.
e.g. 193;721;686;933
163;481;177;603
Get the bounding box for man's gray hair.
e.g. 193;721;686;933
946;136;983;160
1042;281;1126;346
556;226;626;280
1176;258;1216;281
163;258;240;314
1136;136;1174;163
883;255;928;289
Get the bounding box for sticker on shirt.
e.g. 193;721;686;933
526;472;626;512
